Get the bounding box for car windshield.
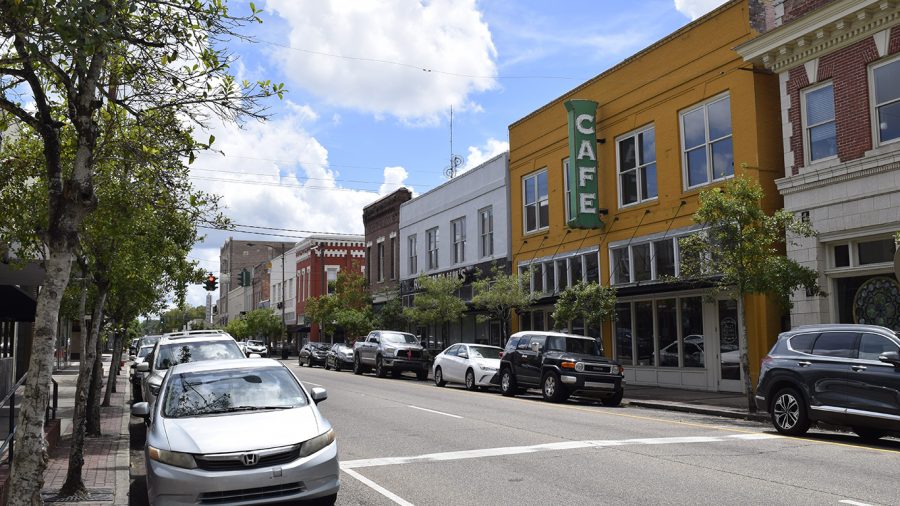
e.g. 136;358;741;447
545;336;602;356
312;343;329;350
469;346;502;359
155;341;244;370
382;332;418;344
162;367;308;418
140;336;161;347
247;340;264;346
137;346;154;358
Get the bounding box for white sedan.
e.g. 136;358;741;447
432;344;502;391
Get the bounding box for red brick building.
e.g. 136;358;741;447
738;0;900;329
295;234;365;342
363;188;412;306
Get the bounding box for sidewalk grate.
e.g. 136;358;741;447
41;488;113;502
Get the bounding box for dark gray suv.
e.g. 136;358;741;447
756;324;900;441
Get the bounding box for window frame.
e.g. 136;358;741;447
800;80;837;164
680;93;734;190
870;54;900;148
452;217;466;264
616;124;657;208
478;206;494;258
426;227;439;271
522;169;549;234
609;236;685;286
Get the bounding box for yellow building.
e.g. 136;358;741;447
508;0;784;393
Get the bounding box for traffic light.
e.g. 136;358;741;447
204;273;218;291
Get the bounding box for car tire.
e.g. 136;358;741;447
853;427;887;442
770;387;811;436
353;357;363;375
465;369;478;391
324;361;331;370
500;368;517;397
541;372;566;403
375;356;387;378
600;390;624;407
434;367;447;387
416;369;428;381
334;361;341;372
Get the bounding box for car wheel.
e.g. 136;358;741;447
353;357;363;375
434;367;447;387
541;372;566;403
500;369;517;397
465;369;477;391
324;361;331;370
770;387;811;436
600;390;624;407
375;356;387;378
334;361;341;372
853;427;887;442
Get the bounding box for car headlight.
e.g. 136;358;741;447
148;446;197;469
575;362;585;373
384;347;396;355
299;428;335;458
478;362;498;372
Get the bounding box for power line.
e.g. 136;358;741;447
212;222;357;236
197;225;310;239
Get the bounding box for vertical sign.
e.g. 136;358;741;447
565;99;603;229
205;293;213;324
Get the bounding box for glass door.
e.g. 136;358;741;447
716;299;743;392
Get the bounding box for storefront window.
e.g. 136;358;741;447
655;240;675;277
615;303;633;365
571;255;583;285
585;252;599;283
532;263;543;293
681;297;704;368
613;247;630;284
633;243;651;281
557;259;569;291
656;299;678;367
635;301;654;366
544;261;555;292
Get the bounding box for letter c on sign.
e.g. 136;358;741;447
576;114;594;135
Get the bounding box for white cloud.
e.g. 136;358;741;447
673;0;727;20
460;137;508;174
266;0;498;121
379;166;412;195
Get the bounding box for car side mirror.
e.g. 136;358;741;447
131;402;150;418
136;363;150;373
458;352;468;359
310;387;328;404
878;351;900;367
248;353;261;358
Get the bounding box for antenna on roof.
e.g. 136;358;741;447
444;105;464;179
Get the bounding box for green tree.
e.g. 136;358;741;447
305;269;373;344
241;309;282;342
470;264;536;342
404;275;467;346
224;318;250;340
678;176;821;412
551;282;617;336
0;2;280;500
373;296;408;331
305;294;337;341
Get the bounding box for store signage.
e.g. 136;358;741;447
565;99;603;229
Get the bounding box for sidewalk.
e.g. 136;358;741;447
624;384;769;422
39;355;130;505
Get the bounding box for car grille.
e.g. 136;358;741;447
199;482;305;504
396;349;422;359
194;446;301;471
583;363;612;374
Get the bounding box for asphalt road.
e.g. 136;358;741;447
130;360;900;506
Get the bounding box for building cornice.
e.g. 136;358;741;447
776;148;900;195
736;0;898;71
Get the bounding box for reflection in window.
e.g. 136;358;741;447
858;333;899;360
655;240;675;278
544;261;555;293
873;57;900;144
585;253;599;284
557;259;569;291
613;247;630;284
571;255;583;285
656;299;678;367
681;297;704;368
618;126;657;206
524;170;549;232
633;243;651;282
615;303;633;365
857;238;895;265
532;263;544;293
635;301;654;366
812;332;857;358
682;95;733;187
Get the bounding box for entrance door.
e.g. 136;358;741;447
715;299;743;392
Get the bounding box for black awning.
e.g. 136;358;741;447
0;285;37;322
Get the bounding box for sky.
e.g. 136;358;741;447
183;0;729;309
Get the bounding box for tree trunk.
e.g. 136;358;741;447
86;337;103;436
8;249;74;505
102;329;121;407
737;296;756;413
60;286;107;496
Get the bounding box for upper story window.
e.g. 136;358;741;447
830;236;896;269
610;236;683;285
377;241;385;282
617;125;657;206
563;158;573;222
802;82;836;162
452;217;466;264
479;206;493;258
523;170;549;233
872;56;900;145
426;227;439;270
326;267;339;294
390;237;396;280
408;235;417;275
681;94;733;189
520;251;600;294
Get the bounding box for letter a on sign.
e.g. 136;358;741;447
565;100;603;229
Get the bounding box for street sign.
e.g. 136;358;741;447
564;99;603;229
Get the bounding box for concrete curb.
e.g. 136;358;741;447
114;387;131;506
626;400;770;423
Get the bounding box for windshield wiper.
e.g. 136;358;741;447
223;405;293;412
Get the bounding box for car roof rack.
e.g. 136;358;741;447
162;329;228;340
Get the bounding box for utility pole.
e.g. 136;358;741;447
280;242;286;359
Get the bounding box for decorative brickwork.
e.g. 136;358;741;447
786;66;810;175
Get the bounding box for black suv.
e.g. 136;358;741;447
498;331;624;405
299;342;330;367
756;324;900;441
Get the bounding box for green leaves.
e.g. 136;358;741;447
470;263;535;333
551;282;617;333
404;274;467;329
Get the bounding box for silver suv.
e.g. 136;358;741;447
137;330;245;408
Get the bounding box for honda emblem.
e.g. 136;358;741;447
241;453;259;466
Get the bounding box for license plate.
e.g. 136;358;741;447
584;381;613;389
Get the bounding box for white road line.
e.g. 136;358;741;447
303;381;324;387
341;433;782;469
342;467;415;506
407;405;463;419
839;500;875;506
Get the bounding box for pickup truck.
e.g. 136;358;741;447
353;330;429;380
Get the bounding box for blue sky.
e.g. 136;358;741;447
184;0;727;308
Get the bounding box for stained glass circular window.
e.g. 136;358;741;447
852;276;900;331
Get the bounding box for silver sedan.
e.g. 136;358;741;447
432;343;503;390
132;358;339;505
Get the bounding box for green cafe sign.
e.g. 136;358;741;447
565;99;603;229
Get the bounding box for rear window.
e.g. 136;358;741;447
788;333;817;354
155;340;245;370
811;332;857;358
545;336;602;356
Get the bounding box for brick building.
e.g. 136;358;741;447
251;259;272;310
294;234;365;343
738;0;900;330
217;239;293;324
363;188;413;307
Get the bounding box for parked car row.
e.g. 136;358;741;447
129;329;340;505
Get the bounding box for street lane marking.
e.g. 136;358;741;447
342;467;415;506
341;433;783;469
839;500;875;506
407;405;463;419
303;381;324;387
